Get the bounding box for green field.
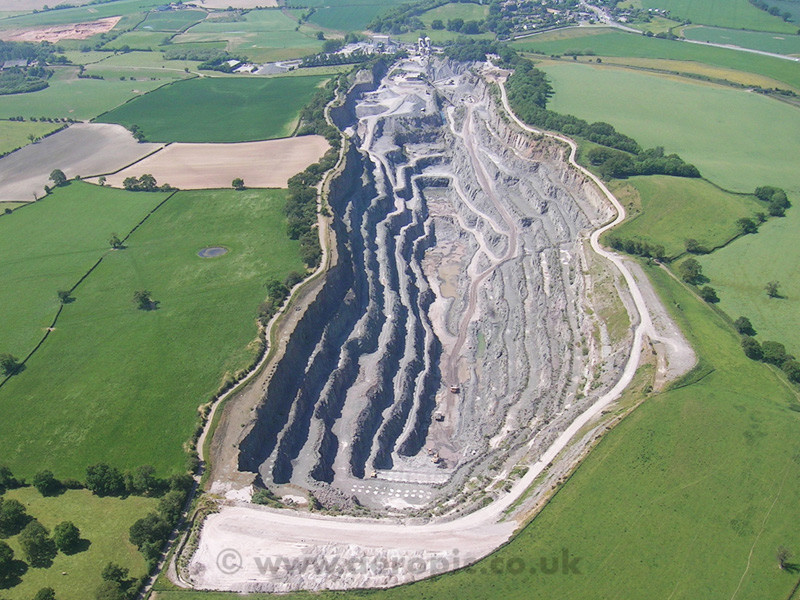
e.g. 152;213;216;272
684;25;800;55
153;265;800;600
0;187;303;478
700;200;800;356
136;8;206;32
0;67;166;120
541;62;800;193
0;0;160;30
638;0;796;33
1;487;155;600
172;9;323;62
95;74;327;142
84;50;199;79
0;183;167;357
607;176;764;258
308;3;398;31
512;29;800;90
418;1;488;26
101;30;173;50
0;120;60;154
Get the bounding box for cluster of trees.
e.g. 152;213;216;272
122;174;172;192
257;272;303;327
677;258;719;303
82;463;193;499
0;41;66;95
587;145;700;179
739;321;800;383
749;0;794;22
0;497;83;587
755;185;791;217
606;236;666;260
369;0;511;36
95;561;141;600
128;480;189;568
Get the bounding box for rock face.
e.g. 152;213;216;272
236;58;621;514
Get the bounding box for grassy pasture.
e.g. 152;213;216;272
626;15;683;34
308;4;396;31
606;176;764;258
683;25;800;55
0;0;160;30
418;1;488;26
95;74;328;143
769;0;800;23
1;487;155;600
700;200;800;356
0;119;60;154
0;67;165;120
84;50;199;78
101;29;173;50
541;61;800;193
171;9;323;62
512;29;800;91
0;187;303;479
638;0;796;33
0;183;167;357
135;8;206;32
152;264;800;599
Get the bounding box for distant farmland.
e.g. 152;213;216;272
94;74;329;143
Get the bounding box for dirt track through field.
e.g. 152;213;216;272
97;136;330;190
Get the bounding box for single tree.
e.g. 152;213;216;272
782;360;800;384
127;465;157;496
18;520;56;567
678;258;703;285
109;234;123;249
733;316;756;336
0;497;27;536
32;588;56;600
133;290;155;311
101;561;129;583
699;286;719;303
0;466;19;493
0;354;21;376
0;540;14;583
122;176;139;191
736;217;758;235
85;464;125;497
57;290;72;304
32;470;61;496
95;579;128;600
685;238;708;254
49;169;66;187
98;176;106;186
52;521;80;553
138;174;157;191
765;280;781;298
431;19;444;29
232;178;245;191
741;336;763;361
778;546;792;570
762;341;788;366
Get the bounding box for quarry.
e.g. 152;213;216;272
180;56;693;592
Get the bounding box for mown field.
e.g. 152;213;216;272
94;74;328;142
512;28;800;91
1;487;155;600
0;120;60;154
0;0;160;29
0;186;303;478
135;8;206;32
153;265;800;600
418;1;488;26
606;176;764;258
0;68;166;120
0;183;167;357
541;61;800;193
637;0;796;32
83;50;199;79
171;9;323;62
683;25;800;55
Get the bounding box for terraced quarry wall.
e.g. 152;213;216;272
228;58;628;517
